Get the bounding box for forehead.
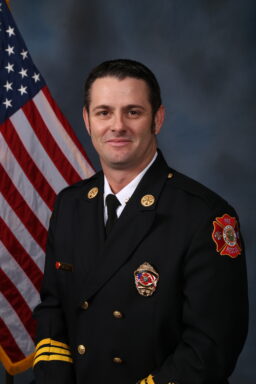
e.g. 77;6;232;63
89;76;150;107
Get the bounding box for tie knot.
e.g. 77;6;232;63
106;194;120;212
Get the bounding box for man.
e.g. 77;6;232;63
33;59;248;384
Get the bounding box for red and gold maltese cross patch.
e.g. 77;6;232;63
212;214;242;258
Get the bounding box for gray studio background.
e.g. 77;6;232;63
1;0;255;383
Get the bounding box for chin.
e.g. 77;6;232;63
107;152;132;164
106;156;134;170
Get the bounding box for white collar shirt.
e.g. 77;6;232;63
104;152;158;224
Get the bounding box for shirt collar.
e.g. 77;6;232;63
104;152;158;207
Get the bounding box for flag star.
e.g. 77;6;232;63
6;26;15;37
5;62;14;73
18;85;28;95
5;44;15;56
20;49;28;60
19;68;28;78
4;81;13;92
32;73;40;83
3;98;12;109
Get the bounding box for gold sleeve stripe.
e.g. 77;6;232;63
35;338;70;351
139;375;155;384
34;346;71;359
33;354;73;367
147;375;155;384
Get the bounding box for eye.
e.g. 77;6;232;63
96;110;110;118
98;111;108;115
127;109;141;118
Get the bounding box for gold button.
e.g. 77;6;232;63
113;357;123;364
77;344;86;355
141;194;155;207
81;301;89;310
113;310;123;319
167;172;173;179
87;187;98;199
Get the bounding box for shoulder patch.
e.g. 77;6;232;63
212;214;242;258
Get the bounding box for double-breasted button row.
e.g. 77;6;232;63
80;301;124;320
77;345;123;364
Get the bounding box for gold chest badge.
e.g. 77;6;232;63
134;262;159;297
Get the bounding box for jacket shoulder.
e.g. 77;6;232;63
57;171;101;198
53;171;102;206
169;169;230;210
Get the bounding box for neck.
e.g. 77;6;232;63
102;153;156;194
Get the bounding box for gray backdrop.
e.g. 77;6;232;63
1;1;255;383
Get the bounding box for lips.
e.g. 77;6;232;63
105;138;132;146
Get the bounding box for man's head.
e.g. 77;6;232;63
84;59;162;117
83;59;165;176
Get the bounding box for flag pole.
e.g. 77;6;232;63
5;371;14;384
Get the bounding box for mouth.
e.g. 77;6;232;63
105;138;132;147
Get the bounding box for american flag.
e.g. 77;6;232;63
0;0;94;375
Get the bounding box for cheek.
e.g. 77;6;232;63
89;124;104;140
137;124;155;140
91;134;102;148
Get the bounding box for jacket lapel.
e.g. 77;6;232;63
79;151;170;302
73;173;105;286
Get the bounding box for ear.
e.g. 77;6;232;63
154;105;165;135
83;107;91;136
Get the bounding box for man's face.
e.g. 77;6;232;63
83;76;164;173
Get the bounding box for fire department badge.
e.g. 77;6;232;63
134;262;159;296
212;214;241;258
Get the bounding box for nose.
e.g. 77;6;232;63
112;112;126;132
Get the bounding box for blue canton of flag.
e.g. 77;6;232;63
0;0;44;123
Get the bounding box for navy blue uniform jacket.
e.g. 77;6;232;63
33;151;248;384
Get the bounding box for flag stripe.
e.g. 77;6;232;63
1;243;40;310
1;165;48;250
0;272;36;340
1;218;43;291
0;318;25;363
1;123;56;210
34;88;94;180
10;108;68;192
1;195;45;272
42;87;94;172
0;133;52;227
0;293;34;357
22;97;83;185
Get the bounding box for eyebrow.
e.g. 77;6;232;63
92;104;146;112
92;105;110;112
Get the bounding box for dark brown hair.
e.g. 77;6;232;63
84;59;162;116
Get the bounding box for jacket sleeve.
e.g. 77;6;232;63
33;193;75;384
139;204;248;384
